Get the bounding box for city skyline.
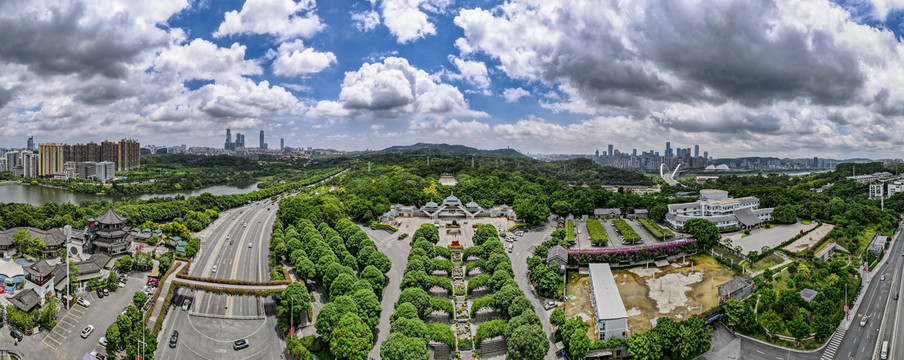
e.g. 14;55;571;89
5;1;904;158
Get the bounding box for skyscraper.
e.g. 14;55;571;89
608;144;614;156
595;150;599;158
703;151;708;165
694;144;699;158
280;138;284;150
260;130;265;149
225;128;233;150
665;142;672;157
26;136;34;151
632;149;637;157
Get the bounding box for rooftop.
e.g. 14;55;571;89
589;263;628;320
800;288;818;303
9;288;40;312
707;198;739;205
717;277;750;295
94;207;127;225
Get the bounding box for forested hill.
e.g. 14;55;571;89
358;152;653;186
380;143;528;158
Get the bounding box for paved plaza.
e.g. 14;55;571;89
726;222;818;255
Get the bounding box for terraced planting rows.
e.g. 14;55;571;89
587;218;608;246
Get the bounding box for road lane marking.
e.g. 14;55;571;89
227;204;268;315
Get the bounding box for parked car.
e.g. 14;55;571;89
103;288;109;296
81;325;94;338
121;307;129;316
248;243;252;248
182;299;192;311
96;289;105;298
896;292;900;301
233;339;249;350
544;301;558;310
169;330;179;348
77;297;91;307
99;337;108;346
9;329;22;341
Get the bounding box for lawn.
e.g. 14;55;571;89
745;253;784;273
566;220;575;243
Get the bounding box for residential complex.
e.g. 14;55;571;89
665;189;773;231
0;138;138;179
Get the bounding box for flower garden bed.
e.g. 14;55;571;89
568;240;697;265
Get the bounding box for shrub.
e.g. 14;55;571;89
613;219;641;243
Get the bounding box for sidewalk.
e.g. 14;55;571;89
146;260;186;327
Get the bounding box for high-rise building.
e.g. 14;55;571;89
632;149;637;157
665;142;672;157
595;150;599;158
813;157;818;168
280;138;284;150
703;151;708;165
225;128;233;150
77;162;97;179
38;143;65;177
608;144;614;156
26;136;34;151
260;130;265;149
694;144;699;158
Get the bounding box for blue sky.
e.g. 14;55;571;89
3;0;904;159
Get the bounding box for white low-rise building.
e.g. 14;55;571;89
666;189;773;231
589;263;628;341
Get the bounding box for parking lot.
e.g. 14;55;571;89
575;217;687;249
0;270;150;360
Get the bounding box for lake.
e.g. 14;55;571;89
0;181;262;206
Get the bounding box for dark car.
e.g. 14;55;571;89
233;339;249;350
169;330;179;348
95;354;107;360
96;289;105;298
10;329;22;341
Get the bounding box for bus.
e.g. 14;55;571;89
881;340;888;360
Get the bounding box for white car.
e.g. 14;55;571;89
99;337;108;346
182;299;192;311
248;243;252;248
77;297;91;307
861;316;869;327
212;265;217;273
81;325;94;338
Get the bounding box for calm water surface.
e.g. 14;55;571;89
0;181;261;206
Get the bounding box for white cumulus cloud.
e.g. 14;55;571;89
270;40;336;77
214;0;324;40
502;87;530;103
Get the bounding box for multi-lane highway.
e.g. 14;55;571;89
157;199;281;360
834;226;903;360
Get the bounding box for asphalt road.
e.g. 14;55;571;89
836;228;903;360
509;216;559;360
158;199;280;359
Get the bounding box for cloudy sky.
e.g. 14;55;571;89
2;0;904;159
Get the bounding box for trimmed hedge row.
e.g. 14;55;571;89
371;223;399;232
144;259;186;325
613;219;641;243
587;218;608;246
565;220;575;243
639;218;674;240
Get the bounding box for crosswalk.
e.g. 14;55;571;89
821;328;846;360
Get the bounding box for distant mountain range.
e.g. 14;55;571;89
379;143;528;158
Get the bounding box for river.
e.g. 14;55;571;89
0;181;262;206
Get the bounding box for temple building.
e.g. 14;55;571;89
85;208;133;256
380;194;517;221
